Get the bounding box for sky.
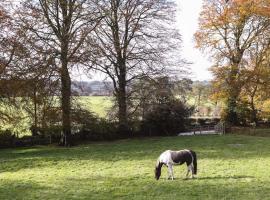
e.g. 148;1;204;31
176;0;213;81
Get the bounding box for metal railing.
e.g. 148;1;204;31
186;122;225;135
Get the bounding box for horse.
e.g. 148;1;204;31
155;149;197;180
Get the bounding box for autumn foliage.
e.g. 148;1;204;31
195;0;270;125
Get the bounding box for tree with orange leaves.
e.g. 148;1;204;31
195;0;270;125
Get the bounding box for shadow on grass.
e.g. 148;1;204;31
159;175;254;182
192;175;254;180
0;179;55;200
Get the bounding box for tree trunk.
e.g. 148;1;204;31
250;97;258;126
226;94;239;125
225;64;240;125
60;54;72;146
117;67;129;135
33;86;38;136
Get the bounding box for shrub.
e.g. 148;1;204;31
78;119;119;141
0;130;15;148
141;100;193;136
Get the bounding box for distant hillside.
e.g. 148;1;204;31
72;81;113;96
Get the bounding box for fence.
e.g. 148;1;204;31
229;126;270;136
215;122;226;135
0;135;53;148
179;122;225;136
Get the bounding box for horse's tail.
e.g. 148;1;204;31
155;159;163;180
190;150;197;175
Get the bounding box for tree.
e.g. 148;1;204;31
130;76;175;121
13;0;102;145
173;78;193;103
0;3;14;74
0;3;23;122
87;0;183;133
195;0;270;125
138;77;193;136
240;38;270;125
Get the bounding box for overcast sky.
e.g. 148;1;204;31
176;0;213;81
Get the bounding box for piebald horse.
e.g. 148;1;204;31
155;149;197;180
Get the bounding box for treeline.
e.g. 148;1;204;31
1;0;270;147
0;0;189;146
0;76;196;147
0;80;113;97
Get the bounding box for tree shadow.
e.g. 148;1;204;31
191;175;255;181
0;179;55;200
160;175;254;181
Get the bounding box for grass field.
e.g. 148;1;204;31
1;135;270;199
76;96;113;118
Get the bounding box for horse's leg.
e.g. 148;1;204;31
168;164;174;180
191;163;195;178
167;166;171;179
187;164;194;178
171;165;174;180
186;166;190;178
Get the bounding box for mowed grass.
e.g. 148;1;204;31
1;135;270;200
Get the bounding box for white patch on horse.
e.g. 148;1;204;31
168;164;174;180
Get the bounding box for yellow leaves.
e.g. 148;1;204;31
260;99;270;119
255;0;270;17
200;0;268;30
232;0;270;17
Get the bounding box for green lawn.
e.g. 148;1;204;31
1;135;270;199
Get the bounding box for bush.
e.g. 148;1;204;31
141;100;193;136
78;119;119;141
0;130;15;148
70;108;120;141
14;135;51;147
28;108;122;144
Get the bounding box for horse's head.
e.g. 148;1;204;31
155;162;162;180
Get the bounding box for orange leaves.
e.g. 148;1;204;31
229;0;270;17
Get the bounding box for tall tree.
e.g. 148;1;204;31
0;3;15;78
14;0;102;145
87;0;183;133
240;37;270;125
195;0;270;124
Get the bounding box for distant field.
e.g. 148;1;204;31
77;95;218;118
1;135;270;199
76;96;113;118
0;96;113;135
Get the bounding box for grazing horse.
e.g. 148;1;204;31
155;149;197;180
